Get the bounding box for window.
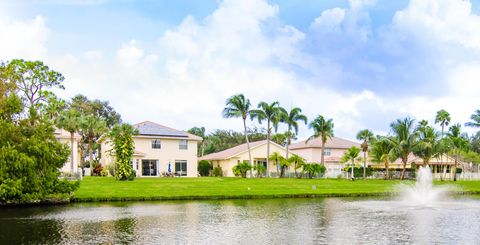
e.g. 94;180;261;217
175;160;187;176
179;140;188;150
323;148;331;156
152;139;161;149
142;159;158;176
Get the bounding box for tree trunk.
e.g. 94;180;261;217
266;120;270;178
400;157;407;180
442;153;449;180
453;154;458;181
440;125;444;181
321;141;325;165
243;119;253;178
351;159;355;180
363;150;367;179
385;160;389;179
89;135;93;175
70;132;75;174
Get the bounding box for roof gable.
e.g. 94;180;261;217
199;140;288;161
289;136;360;150
134;121;189;137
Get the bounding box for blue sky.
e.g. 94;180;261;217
1;0;480;140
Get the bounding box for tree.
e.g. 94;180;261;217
81;115;106;170
302;163;326;179
188;126;206;156
435;110;451;179
251;101;286;177
465;110;480;128
388;118;419;180
370;137;395;179
232;161;251;178
447;124;470;181
288;154;306;178
356;129;374;179
283;107;308;159
413;122;442;166
269;152;289;177
307;115;334;165
341;146;361;180
198;160;211;176
222;94;255;177
108;123;138;180
56;109;82;173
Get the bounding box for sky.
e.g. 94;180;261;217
1;0;480;141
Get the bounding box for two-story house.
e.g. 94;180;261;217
100;121;202;177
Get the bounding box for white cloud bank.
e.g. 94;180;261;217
1;0;480;140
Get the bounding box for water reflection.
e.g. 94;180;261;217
1;197;480;244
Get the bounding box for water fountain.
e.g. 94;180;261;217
401;165;447;205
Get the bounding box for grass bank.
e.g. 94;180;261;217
73;177;480;202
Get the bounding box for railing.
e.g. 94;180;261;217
59;169;83;180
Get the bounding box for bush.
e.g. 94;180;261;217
232;161;251;178
253;164;266;177
52;180;80;194
303;163;326;179
93;164;104;176
198;160;211;176
106;164;116;176
212;166;223;177
343;166;373;178
127;170;136;181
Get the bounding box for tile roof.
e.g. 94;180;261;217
289;136;360;150
199;140;273;161
133;121;202;140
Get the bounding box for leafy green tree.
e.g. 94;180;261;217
203;128;267;155
302;163;326;179
465;110;480;128
388;118;419;180
198;160;211;176
435;110;451;179
370;137;395;179
232;160;251;178
56;109;82;173
108;123;138;180
81;115;106;169
188;126;206;156
253;164;266;177
251;101;286;176
341;146;362;180
288;154;306;178
447;124;470;181
356;129;375;179
413;122;442;166
222;94;255;176
283;107;308;159
307;115;334;165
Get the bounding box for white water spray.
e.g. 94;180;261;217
401;165;446;205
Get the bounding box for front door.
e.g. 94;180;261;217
142;159;158;176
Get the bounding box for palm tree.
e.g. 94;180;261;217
269;152;288;177
283;107;308;159
251;101;287;177
341;146;361;180
413;122;442;166
465;110;480;128
188;126;206;156
356;129;374;179
222;94;254;177
81;115;106;169
288;154;306;178
56;109;82;173
447;124;469;181
388;117;419;180
370;137;395;179
307;115;334;165
435;110;451;179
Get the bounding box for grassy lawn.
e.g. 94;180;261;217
73;177;480;202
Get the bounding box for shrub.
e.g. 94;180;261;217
253;164;266;177
93;164;104;176
127;170;136;181
343;166;373;178
106;164;116;176
303;163;326;179
198;160;211;176
52;180;80;194
212;166;223;177
232;161;251;178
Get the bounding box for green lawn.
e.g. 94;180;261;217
73;177;480;202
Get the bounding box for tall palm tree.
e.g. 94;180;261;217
435;110;451;178
188;126;206;156
356;129;374;179
465;110;480;128
413;122;441;166
307;115;334;165
341;146;361;180
370;136;395;179
56;109;82;173
288;154;306;178
81;115;106;169
251;101;287;177
222;94;254;177
283;107;308;159
388;117;419;180
447;124;469;181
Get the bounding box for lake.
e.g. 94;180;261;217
1;196;480;244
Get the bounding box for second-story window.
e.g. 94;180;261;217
152;139;161;149
179;139;188;150
323;148;331;156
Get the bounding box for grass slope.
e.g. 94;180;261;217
73;177;480;202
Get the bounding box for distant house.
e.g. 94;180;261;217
289;136;361;177
100;121;202;177
54;128;82;174
199;140;290;177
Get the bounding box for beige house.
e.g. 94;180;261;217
54;128;82;174
289;136;361;177
199;140;291;177
100;121;202;177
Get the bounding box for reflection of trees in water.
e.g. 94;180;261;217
113;217;137;244
0;218;63;244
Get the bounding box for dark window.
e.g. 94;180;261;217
179;140;188;150
175;160;187;176
152;139;161;149
142;159;158;176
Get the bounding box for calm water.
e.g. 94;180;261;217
1;197;480;244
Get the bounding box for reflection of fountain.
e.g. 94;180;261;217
401;165;447;205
